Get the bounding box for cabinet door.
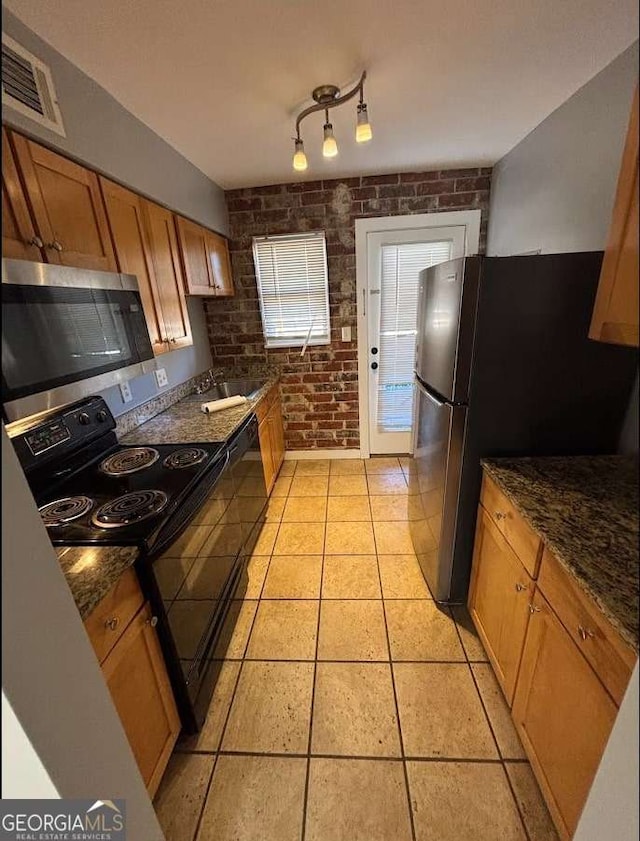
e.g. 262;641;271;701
175;215;215;296
270;397;285;479
206;230;235;296
143;201;192;349
589;87;639;347
512;589;617;840
101;603;180;797
100;178;168;354
258;415;276;494
468;507;532;704
12;134;117;272
2;129;43;261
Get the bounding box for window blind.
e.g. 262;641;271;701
252;232;330;348
377;240;452;432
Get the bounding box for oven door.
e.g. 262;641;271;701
2;262;154;422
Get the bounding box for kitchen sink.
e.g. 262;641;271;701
195;379;266;401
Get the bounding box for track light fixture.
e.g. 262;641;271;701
292;71;372;171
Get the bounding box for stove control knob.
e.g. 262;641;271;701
96;410;108;423
78;412;91;426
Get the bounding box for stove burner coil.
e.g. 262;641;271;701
163;447;208;470
91;489;169;528
100;447;160;476
39;496;94;527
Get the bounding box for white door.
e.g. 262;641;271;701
366;226;466;454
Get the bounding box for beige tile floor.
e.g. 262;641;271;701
155;458;558;841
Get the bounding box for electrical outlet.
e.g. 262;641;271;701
119;381;133;403
341;325;352;342
155;368;168;389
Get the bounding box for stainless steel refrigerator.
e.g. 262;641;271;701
409;252;637;604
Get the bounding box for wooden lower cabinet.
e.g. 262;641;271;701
101;602;180;797
468;507;533;703
512;589;617;840
257;389;285;494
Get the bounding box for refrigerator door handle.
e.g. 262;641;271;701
416;378;446;408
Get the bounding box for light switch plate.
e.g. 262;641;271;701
119;381;133;403
341;325;352;342
154;368;169;389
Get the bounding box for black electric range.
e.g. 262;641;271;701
10;394;267;732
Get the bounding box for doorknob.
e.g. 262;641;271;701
371;347;378;355
371;362;378;370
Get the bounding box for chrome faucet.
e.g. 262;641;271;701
194;367;226;395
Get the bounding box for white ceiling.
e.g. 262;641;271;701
5;0;638;189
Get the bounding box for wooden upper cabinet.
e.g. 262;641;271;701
512;589;617;840
468;507;533;704
99;177;168;354
206;230;235;296
175;215;216;296
589;87;639;347
175;214;234;297
11;134;117;272
143;201;192;349
2;128;44;261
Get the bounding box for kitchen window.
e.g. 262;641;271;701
252;231;331;348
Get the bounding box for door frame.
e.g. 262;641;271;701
355;211;481;458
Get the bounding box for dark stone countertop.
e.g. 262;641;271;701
481;455;639;652
57;545;139;620
122;376;278;445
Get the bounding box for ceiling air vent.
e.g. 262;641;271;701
2;35;66;136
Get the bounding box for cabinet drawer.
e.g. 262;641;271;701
538;547;635;706
480;475;543;577
84;568;144;664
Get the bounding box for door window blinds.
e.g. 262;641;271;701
252;231;331;348
377;240;452;432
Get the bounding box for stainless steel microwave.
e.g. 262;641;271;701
2;259;156;423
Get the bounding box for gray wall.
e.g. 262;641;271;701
487;42;638;257
2;427;163;838
2;8;224;413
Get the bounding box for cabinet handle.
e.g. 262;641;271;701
170;337;177;343
46;240;64;252
578;625;595;641
162;336;170;343
27;235;44;248
146;615;158;628
104;617;119;631
515;582;528;592
528;603;541;614
494;511;507;521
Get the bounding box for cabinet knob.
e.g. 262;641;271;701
146;615;159;628
170;337;177;343
578;625;595;641
105;617;119;631
515;582;528;592
494;511;507;521
46;240;64;252
528;603;541;614
27;235;44;248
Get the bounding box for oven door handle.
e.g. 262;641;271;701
147;447;231;558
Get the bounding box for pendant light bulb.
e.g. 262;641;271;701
356;102;372;143
293;138;308;171
322;122;338;158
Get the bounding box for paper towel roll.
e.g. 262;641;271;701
201;395;248;414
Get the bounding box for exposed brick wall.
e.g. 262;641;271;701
204;168;491;450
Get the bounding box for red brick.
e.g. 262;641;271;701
287;180;323;193
399;171;440;183
227;196;263;212
351;186;377;200
441;168;479;178
323;177;361;189
288;422;313;431
454;176;491;192
416;180;455;196
361;173;400;186
378;184;416;199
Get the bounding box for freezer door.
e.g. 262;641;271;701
408;379;467;602
414;257;481;403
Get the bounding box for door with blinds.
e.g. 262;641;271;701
366;226;466;454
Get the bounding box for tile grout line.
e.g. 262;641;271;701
300;469;328;841
371;480;418;841
177;746;528;763
450;611;533;841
